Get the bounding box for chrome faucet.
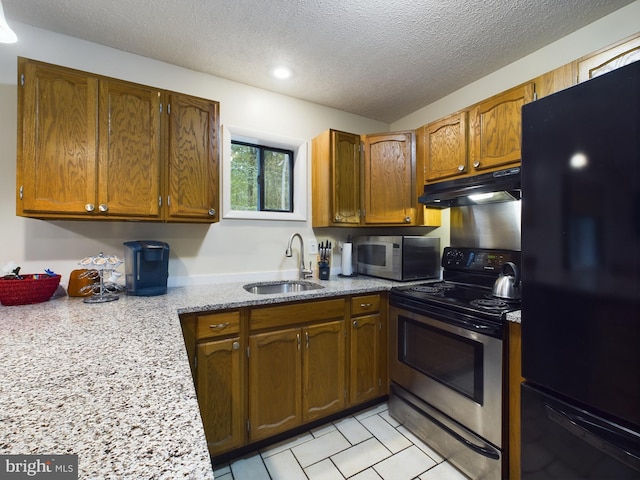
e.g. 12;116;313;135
285;233;313;279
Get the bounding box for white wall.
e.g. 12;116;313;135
0;23;389;286
1;1;638;288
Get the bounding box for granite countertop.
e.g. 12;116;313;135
0;275;401;479
0;275;521;479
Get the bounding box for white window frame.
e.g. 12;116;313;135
222;125;308;221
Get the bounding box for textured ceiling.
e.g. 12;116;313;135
3;0;635;123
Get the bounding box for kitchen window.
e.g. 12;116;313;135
231;141;294;213
222;126;308;221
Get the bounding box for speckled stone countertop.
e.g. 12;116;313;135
0;275;521;479
0;275;406;479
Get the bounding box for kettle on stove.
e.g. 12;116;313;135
492;262;521;300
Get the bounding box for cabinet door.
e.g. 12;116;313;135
166;92;220;222
248;328;302;442
362;131;415;225
18;59;98;215
578;34;640;82
423;111;468;182
349;313;381;405
303;320;346;422
98;80;162;218
332;130;361;225
469;83;534;172
196;337;244;456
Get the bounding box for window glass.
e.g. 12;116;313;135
222;125;308;222
231;141;293;213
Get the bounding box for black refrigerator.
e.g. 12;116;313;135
520;60;640;479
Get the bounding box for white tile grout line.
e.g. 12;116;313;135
218;406;452;480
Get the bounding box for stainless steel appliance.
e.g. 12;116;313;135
123;240;170;296
353;235;440;281
418;167;520;208
389;247;521;480
520;61;640;478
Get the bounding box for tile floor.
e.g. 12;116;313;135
212;402;470;480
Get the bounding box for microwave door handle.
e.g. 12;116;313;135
545;404;640;472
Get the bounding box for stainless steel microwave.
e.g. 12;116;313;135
353;235;440;281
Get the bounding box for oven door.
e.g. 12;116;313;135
389;304;503;448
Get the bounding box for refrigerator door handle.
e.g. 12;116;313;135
545;403;640;473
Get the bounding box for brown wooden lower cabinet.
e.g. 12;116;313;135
303;320;347;422
196;337;245;455
248;327;303;442
349;312;382;405
181;293;387;458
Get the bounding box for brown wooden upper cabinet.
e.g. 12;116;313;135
362;131;416;225
165;92;220;222
311;129;362;226
577;33;640;82
468;82;534;173
420;111;469;183
312;129;439;227
16;57;220;223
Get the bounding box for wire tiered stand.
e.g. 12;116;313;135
78;253;125;303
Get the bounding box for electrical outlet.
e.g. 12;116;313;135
309;238;318;255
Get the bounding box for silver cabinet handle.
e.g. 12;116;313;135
85;204;95;212
99;204;108;212
360;303;373;309
297;333;301;351
208;208;216;216
353;320;358;328
458;164;464;171
473;160;480;168
232;341;240;350
404;216;411;223
305;331;310;349
209;323;230;329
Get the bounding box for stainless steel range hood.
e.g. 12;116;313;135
418;167;521;208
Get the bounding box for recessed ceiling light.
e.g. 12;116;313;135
272;66;292;80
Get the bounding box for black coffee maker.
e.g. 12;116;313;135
123;241;170;296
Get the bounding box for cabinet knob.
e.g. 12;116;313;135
353;320;358;328
99;204;109;212
404;216;411;223
208;208;216;216
458;164;464;171
473;161;480;168
335;215;340;222
232;341;240;350
85;204;95;212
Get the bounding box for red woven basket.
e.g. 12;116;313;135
0;274;61;306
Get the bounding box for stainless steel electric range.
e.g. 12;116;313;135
389;247;521;480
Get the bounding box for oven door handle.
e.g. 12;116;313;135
424;406;501;460
397;385;500;460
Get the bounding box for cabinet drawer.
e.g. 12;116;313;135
250;298;345;331
351;294;381;315
196;311;241;340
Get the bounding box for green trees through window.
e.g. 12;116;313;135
230;141;294;212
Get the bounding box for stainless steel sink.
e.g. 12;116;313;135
243;280;324;294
